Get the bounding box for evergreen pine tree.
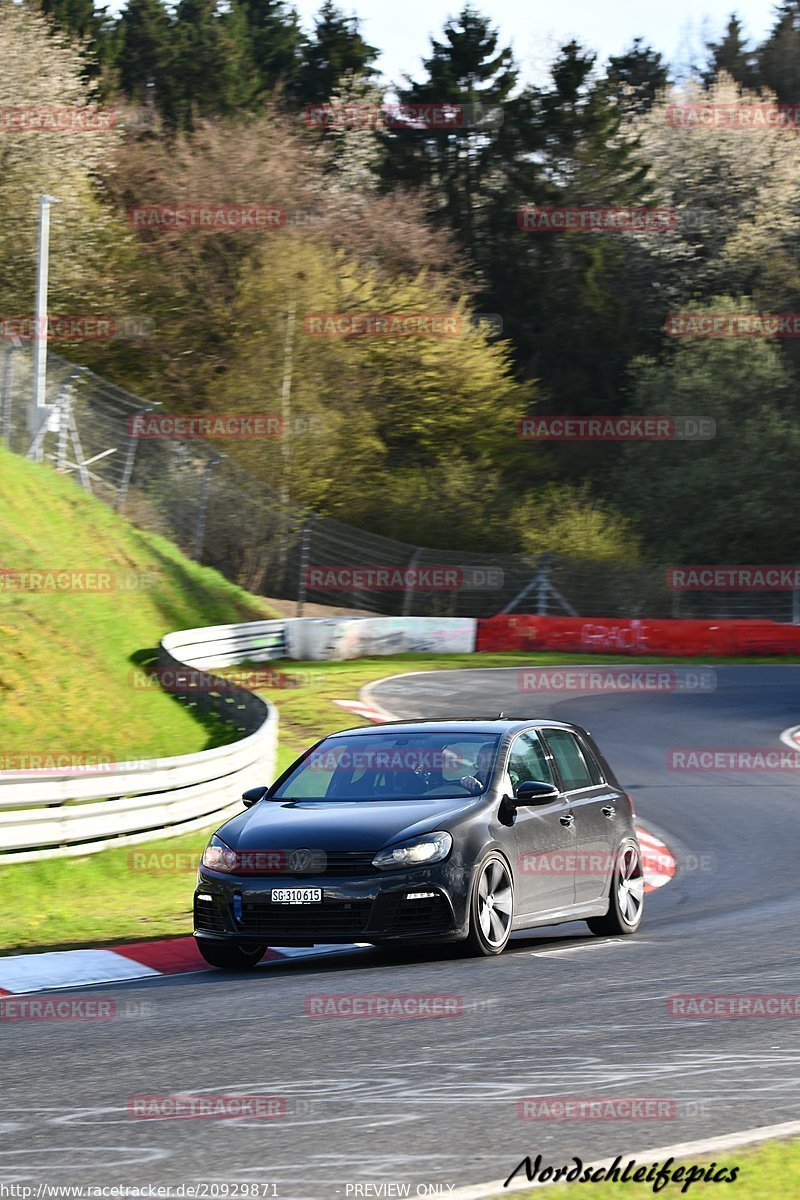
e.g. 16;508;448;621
172;0;255;126
118;0;176;122
381;5;526;256
605;37;669;112
704;15;758;88
756;2;800;102
298;1;378;105
484;40;655;435
233;0;306;99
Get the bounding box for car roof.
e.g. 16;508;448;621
326;719;582;738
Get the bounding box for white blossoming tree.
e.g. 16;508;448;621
0;0;124;321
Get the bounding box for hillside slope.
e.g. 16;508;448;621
0;447;275;759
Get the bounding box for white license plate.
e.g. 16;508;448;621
271;888;322;904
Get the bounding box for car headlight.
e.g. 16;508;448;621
201;834;237;873
372;831;452;870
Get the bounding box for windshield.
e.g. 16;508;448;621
272;732;501;801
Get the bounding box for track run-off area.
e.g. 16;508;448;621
1;663;799;1197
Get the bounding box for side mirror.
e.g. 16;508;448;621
514;780;560;805
242;786;268;808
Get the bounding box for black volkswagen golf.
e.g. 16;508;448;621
194;719;644;967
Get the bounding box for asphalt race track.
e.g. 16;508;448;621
2;664;799;1197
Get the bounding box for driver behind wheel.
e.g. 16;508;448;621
460;741;496;795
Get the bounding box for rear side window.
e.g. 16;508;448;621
543;729;597;791
578;738;604;785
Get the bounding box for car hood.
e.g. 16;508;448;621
218;796;479;852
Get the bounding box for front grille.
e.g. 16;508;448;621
311;852;378;877
194;894;226;934
233;851;379;877
240;897;371;938
373;891;453;935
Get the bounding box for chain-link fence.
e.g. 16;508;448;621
2;335;798;621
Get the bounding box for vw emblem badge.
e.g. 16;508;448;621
288;848;313;873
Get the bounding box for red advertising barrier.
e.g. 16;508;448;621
476;616;800;657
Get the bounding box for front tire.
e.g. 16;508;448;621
587;840;644;936
465;853;514;956
195;939;266;970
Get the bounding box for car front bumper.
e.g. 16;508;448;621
193;863;469;946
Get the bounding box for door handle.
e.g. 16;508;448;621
601;805;616;819
560;813;575;827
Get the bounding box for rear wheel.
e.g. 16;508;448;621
466;853;514;956
587;840;644;936
195;939;266;970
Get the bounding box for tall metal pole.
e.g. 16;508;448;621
116;405;154;512
280;302;297;505
401;548;423;617
296;514;315;618
536;553;552;615
280;302;296;475
1;343;20;448
278;303;297;585
193;453;223;561
30;194;61;443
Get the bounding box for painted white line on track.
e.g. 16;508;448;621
530;940;649;958
447;1119;800;1198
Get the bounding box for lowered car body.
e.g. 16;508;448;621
194;719;644;966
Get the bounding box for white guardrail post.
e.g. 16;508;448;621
0;620;287;863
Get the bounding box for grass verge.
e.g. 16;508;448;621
0;446;276;760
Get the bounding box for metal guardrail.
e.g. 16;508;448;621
0;621;285;862
160;620;287;670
